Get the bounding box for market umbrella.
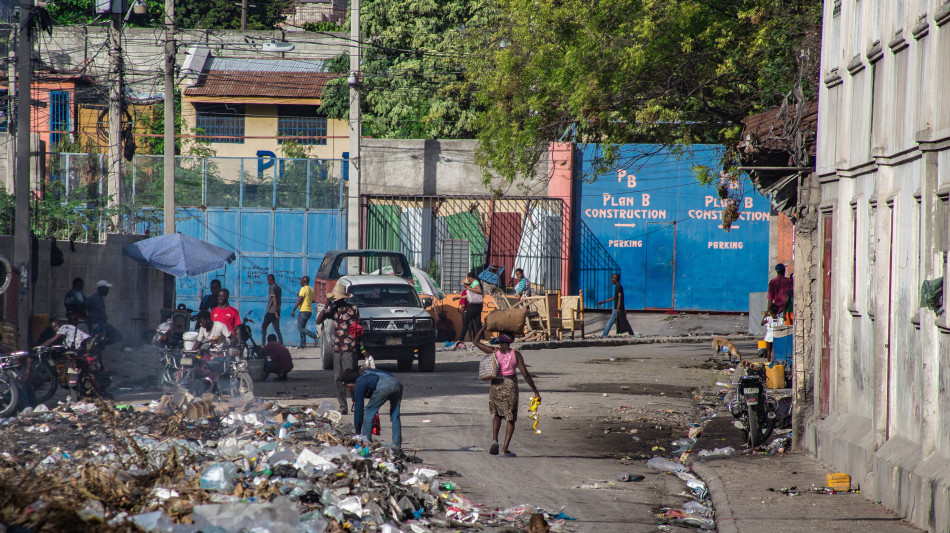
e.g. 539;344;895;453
370;265;445;300
122;233;236;277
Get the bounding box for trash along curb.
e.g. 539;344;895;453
517;334;758;351
691;462;740;533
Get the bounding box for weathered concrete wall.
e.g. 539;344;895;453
0;234;166;346
360;139;550;197
807;2;950;530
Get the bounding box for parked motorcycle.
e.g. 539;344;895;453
158;346;190;389
236;311;264;360
179;343;253;400
29;345;66;403
64;336;111;401
0;353;22;417
729;366;777;447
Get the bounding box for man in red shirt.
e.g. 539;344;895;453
261;334;293;381
211;289;242;336
767;263;794;319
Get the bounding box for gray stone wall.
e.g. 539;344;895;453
0;234;166;345
361;139;550;198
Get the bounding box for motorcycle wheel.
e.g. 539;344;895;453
189;375;214;397
229;371;254;401
31;361;58;403
747;405;761;447
0;374;20;417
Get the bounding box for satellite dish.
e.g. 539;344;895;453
0;254;11;295
262;41;295;53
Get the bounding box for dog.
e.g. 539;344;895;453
712;337;742;360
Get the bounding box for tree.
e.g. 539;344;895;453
319;0;490;139
47;0;290;30
466;0;822;183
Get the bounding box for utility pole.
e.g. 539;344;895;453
163;0;175;233
346;0;360;249
14;0;32;350
107;1;123;226
241;0;247;31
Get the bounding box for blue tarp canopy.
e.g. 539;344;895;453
123;233;236;278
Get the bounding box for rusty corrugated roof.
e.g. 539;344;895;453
183;70;338;99
740;101;818;154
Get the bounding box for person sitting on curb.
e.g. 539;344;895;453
341;367;403;454
472;326;541;457
260;334;293;381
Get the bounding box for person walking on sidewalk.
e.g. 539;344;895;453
316;284;361;414
261;274;283;345
598;273;633;337
290;276;319;349
454;271;484;345
473;326;541;457
342;367;403;453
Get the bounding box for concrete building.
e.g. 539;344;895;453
805;1;950;530
180;46;347;160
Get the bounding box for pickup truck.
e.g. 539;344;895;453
313;250;433;371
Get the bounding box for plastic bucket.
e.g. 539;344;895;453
757;340;768;349
766;363;785;389
183;331;199;351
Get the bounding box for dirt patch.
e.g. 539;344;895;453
565;382;697;398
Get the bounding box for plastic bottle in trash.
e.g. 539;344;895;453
372;414;381;435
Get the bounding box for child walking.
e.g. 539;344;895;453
761;303;779;362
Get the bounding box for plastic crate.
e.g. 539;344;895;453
826;473;851;491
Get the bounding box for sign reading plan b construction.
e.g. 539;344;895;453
572;144;771;312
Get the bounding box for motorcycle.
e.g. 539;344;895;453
0;353;22;417
158;346;190;389
179;343;253;400
28;345;66;403
64;336;111;401
236;311;264;360
729;365;777;447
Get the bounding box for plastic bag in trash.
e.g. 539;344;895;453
78;499;105;523
646;457;687;473
296;448;336;468
191;496;298;533
199;462;238;492
696;447;736;461
682;500;712;517
132;510;177;533
318;445;353;462
338;495;364;516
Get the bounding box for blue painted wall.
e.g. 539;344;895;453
173;207;345;342
572;144;770;312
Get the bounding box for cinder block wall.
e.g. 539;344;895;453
0;234;165;344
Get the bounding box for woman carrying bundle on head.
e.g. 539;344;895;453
472;326;540;457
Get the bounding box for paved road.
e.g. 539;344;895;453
249;340;738;532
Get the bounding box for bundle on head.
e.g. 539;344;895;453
485;308;527;333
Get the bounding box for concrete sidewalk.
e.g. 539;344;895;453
692;451;921;533
689;361;922;533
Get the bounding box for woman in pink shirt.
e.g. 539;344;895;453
474;326;541;457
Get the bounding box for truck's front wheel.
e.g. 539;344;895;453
321;321;334;370
418;343;436;372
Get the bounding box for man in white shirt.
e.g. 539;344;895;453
42;316;91;350
194;311;233;348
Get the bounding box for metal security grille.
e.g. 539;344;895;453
277;105;328;145
195;103;245;143
49;91;70;147
363;195;569;294
440;239;470;293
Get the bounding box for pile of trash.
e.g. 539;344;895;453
647;457;715;531
0;396;565;532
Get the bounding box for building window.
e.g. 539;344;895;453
195;103;245;143
278;105;327;146
50;91;71;148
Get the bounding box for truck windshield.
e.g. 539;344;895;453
347;285;421;308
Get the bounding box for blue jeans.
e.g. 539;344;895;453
361;375;403;449
601;309;618;338
296;312;317;345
